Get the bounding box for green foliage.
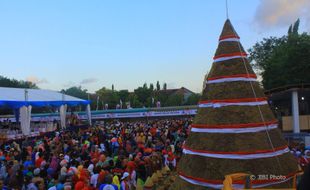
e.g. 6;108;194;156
149;83;154;91
163;83;167;90
0;75;199;109
96;87;119;109
128;93;142;108
248;19;310;90
134;84;153;106
0;75;38;89
288;19;300;35
61;86;88;100
185;93;201;105
292;19;300;35
165;94;183;106
62;82;199;109
156;92;169;107
118;90;129;102
288;24;292;35
156;81;160;91
248;36;286;71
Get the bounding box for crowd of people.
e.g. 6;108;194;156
1;116;310;190
289;143;310;171
0;118;191;190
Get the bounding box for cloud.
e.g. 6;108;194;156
253;0;310;30
26;76;48;84
80;78;98;84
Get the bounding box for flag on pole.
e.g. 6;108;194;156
96;96;100;110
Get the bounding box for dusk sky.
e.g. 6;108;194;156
1;0;309;93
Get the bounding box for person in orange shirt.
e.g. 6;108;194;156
35;153;44;168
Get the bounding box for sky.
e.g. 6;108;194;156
0;0;309;93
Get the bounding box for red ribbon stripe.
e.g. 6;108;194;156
191;120;277;129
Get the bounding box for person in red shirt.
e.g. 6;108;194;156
35;152;44;168
165;152;176;170
150;127;156;137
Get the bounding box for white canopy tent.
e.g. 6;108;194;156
0;87;91;135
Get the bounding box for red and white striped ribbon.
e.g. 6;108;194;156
191;122;278;133
213;52;247;63
182;145;289;159
219;35;240;43
219;35;240;41
198;97;268;108
219;38;240;43
191;120;278;133
206;74;257;84
179;172;295;189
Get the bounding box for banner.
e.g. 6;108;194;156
0;109;197;122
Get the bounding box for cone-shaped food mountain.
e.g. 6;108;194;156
171;19;299;190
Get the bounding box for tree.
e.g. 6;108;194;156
117;90;129;103
166;94;183;106
128;93;142;108
163;83;167;90
149;83;154;91
248;36;286;72
61;86;88;100
134;86;152;106
156;92;169;106
156;81;160;91
185;93;201;105
248;19;310;90
288;18;299;35
0;76;38;89
292;18;300;35
96;87;119;109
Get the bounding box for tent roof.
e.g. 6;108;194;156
0;87;90;108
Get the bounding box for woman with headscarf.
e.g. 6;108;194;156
112;175;120;190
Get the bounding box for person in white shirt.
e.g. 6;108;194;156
90;167;100;188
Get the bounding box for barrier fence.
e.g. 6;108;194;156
0;106;198;122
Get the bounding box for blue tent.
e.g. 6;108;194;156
0;87;91;136
0;87;90;108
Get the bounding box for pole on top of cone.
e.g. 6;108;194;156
225;0;229;19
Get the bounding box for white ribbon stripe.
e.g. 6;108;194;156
206;77;257;84
191;123;278;134
182;147;290;159
214;55;247;63
198;100;268;108
219;38;240;43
